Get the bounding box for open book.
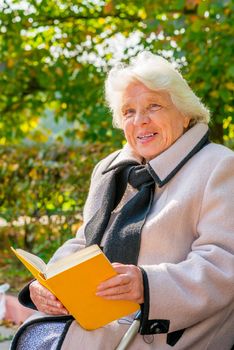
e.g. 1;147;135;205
11;245;139;330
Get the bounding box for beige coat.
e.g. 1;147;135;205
17;124;234;349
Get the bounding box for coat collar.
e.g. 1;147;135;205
104;123;209;186
148;123;209;187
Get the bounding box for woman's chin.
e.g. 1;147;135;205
136;147;162;161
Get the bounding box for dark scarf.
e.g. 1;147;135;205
85;131;210;265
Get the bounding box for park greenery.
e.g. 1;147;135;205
0;0;233;288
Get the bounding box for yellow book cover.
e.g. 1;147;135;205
11;245;139;330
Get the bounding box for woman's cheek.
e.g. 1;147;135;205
123;122;132;142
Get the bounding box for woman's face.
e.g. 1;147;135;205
121;82;190;161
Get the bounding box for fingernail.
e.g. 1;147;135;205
96;284;103;291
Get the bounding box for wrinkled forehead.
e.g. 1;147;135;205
122;81;172;107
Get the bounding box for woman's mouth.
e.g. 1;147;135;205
137;132;157;141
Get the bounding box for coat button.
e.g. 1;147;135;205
150;322;162;334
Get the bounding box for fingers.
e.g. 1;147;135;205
97;270;131;290
97;277;131;296
96;263;144;304
29;280;69;315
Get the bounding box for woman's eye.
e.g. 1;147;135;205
123;109;135;119
148;104;162;111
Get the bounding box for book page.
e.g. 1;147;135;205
45;245;102;279
14;248;47;273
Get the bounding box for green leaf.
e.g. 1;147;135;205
197;1;209;16
227;65;234;78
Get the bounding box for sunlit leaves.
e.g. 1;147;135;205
0;142;115;220
1;0;233;146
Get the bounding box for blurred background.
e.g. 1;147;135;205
0;0;233;293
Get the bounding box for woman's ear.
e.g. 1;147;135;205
183;116;190;129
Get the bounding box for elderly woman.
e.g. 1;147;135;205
11;52;234;350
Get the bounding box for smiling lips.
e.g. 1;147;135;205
137;132;157;141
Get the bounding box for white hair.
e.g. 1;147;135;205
105;51;210;128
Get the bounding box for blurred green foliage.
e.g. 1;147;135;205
0;143;114;221
0;142;118;241
0;0;233;145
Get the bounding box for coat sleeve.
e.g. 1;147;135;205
141;154;234;333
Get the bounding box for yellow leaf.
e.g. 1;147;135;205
0;137;6;145
7;58;14;68
46;203;55;210
9;164;19;171
29;118;39;128
225;82;234;91
58;195;64;203
98;18;105;25
138;8;147;20
20;122;30;133
29;168;38;179
209;90;219;98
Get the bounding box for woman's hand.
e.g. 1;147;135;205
96;263;144;304
29;280;69;315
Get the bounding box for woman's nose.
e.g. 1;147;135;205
133;110;150;126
